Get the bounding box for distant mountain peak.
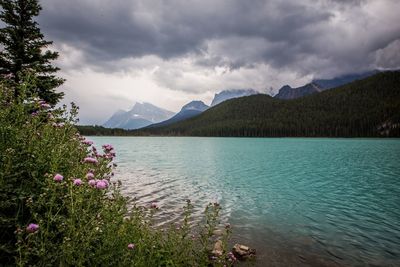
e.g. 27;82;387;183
313;70;380;90
274;70;380;100
137;71;400;137
114;109;127;115
281;85;291;90
103;102;174;130
275;83;322;100
146;100;209;128
211;89;259;106
181;100;209;111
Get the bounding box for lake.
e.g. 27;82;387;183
89;137;400;267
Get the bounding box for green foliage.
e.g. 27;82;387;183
135;71;400;137
0;0;64;105
0;80;232;266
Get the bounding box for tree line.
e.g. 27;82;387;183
94;71;400;137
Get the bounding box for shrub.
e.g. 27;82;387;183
0;79;232;266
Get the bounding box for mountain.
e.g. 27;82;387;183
147;101;209;128
274;70;380;100
103;102;174;129
211;89;259;106
274;83;322;100
313;70;379;90
134;71;400;137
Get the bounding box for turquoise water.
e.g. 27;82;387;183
90;137;400;266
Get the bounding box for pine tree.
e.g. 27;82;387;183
0;0;64;105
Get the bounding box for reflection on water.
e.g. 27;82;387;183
90;137;400;267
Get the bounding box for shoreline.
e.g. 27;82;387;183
81;134;400;139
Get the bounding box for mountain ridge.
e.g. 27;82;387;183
146;100;208;128
313;70;380;90
211;89;259;106
133;71;400;137
103;102;174;130
274;70;379;100
274;83;322;99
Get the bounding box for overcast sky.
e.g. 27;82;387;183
36;0;400;125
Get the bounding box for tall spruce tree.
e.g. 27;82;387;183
0;0;64;105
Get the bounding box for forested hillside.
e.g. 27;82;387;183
76;125;136;136
134;71;400;137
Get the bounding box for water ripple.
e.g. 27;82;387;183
89;137;400;267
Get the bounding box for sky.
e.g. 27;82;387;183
35;0;400;125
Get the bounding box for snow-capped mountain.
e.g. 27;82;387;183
103;102;174;129
180;100;209;112
147;100;209;128
211;89;259;106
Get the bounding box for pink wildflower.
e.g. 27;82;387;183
53;173;63;182
96;180;108;189
127;243;135;250
73;179;83;186
104;154;114;160
150;202;158;209
82;139;93;146
86;172;95;180
84;157;98;164
102;144;114;151
40;103;51;109
228;252;237;262
88;179;96;187
26;223;39;233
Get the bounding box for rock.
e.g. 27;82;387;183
213;229;224;236
212;240;224;257
232;243;256;260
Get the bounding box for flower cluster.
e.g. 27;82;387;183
73;179;83;186
227;252;237;263
51;140;114;192
88;179;96;187
83;157;98;164
86;172;95;180
101;144;116;160
53;174;63;182
81;139;93;146
51;122;65;128
26;223;39;233
38;100;51;109
102;144;113;151
95;179;109;189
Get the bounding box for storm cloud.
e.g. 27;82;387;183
33;0;400;124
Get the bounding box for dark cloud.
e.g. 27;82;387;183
38;0;400;77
